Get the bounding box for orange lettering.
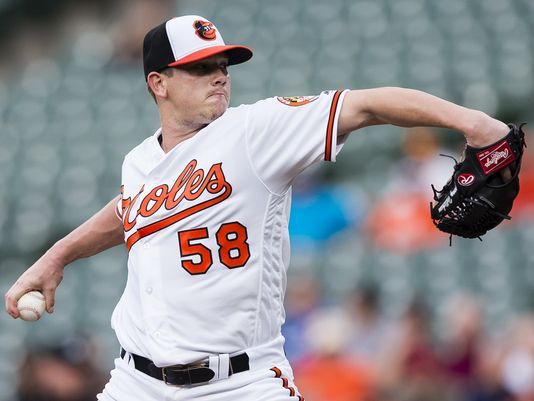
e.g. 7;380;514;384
123;185;145;232
184;169;205;200
166;160;197;209
123;161;231;241
139;184;169;217
205;164;227;194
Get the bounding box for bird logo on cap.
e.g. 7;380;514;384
194;20;217;41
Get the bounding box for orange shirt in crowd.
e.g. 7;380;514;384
294;356;375;401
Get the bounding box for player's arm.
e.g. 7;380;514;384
337;87;509;146
4;195;124;319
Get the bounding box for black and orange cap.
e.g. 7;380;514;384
143;15;253;80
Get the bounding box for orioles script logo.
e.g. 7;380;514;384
122;160;232;249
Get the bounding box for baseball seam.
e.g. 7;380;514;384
19;306;41;319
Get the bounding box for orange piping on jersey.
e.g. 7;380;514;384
324;90;343;162
115;205;123;220
270;367;304;400
116;186;125;219
126;181;232;250
119;185;127;218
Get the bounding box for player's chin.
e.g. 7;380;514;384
206;101;229;121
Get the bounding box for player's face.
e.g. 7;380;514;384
166;54;231;124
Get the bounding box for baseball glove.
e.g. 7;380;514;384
430;123;526;241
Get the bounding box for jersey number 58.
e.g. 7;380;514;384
177;222;250;275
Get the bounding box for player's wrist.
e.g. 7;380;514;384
46;240;74;268
463;111;509;148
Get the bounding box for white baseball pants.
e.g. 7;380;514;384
97;356;304;401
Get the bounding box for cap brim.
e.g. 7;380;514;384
167;45;253;67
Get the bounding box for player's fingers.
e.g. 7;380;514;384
42;288;55;314
4;292;19;318
4;282;28;318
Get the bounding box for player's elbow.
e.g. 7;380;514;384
337;90;379;134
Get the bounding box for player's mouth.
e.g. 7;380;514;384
207;91;228;101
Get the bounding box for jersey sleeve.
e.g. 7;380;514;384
245;90;349;194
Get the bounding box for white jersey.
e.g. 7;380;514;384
113;90;348;368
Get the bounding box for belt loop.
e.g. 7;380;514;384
208;354;230;382
219;354;230;380
120;348;133;367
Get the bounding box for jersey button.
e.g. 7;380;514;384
146;287;153;294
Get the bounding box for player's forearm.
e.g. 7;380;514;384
344;87;509;146
47;196;125;267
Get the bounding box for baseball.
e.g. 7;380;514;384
17;291;46;321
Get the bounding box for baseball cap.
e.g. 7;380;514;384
143;15;253;80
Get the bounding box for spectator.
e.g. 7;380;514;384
500;314;534;401
289;167;361;254
345;282;391;373
378;298;446;401
294;307;376;401
441;294;485;394
434;293;514;401
282;273;323;364
365;127;452;252
17;334;106;401
110;0;173;64
387;126;452;197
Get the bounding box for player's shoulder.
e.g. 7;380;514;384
219;91;337;123
249;90;340;110
218;103;252;120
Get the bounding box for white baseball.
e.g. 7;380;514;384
17;291;46;321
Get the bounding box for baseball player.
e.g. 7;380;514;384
5;15;510;401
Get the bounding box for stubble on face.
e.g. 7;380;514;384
204;85;231;121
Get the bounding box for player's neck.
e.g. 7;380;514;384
159;119;207;153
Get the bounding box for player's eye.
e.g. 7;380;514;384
219;64;229;76
180;61;229;76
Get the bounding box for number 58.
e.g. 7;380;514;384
178;222;250;275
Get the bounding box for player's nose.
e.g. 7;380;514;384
211;66;229;86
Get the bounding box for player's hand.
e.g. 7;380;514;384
463;117;513;182
4;252;65;319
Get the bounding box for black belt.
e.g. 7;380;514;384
120;348;250;386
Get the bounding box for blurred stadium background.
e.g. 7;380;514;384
1;0;534;400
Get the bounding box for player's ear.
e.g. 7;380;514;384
147;72;168;101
